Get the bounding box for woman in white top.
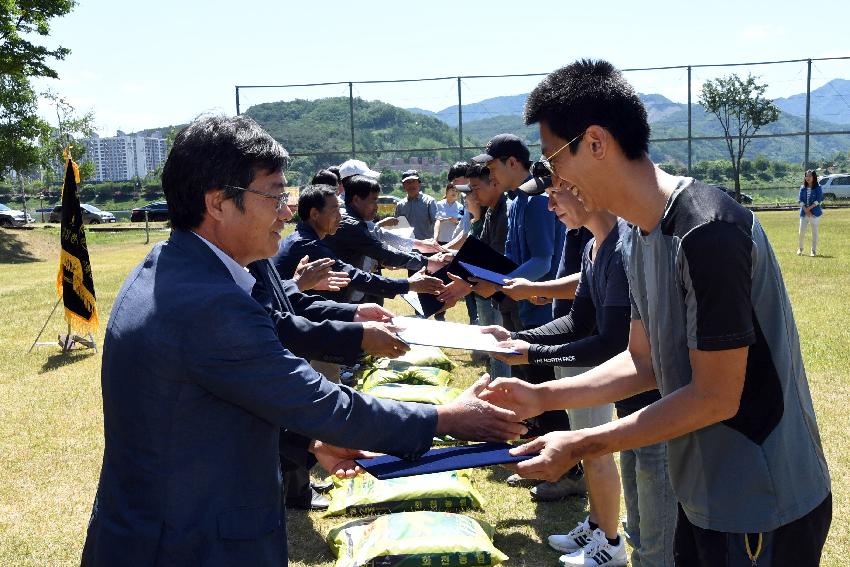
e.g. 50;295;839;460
434;183;463;244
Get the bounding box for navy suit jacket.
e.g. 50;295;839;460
81;230;437;567
248;260;363;365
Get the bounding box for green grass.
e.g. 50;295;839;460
0;212;848;566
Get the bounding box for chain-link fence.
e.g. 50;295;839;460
235;57;850;196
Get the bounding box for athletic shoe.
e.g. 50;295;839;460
797;249;803;255
559;528;627;567
548;516;593;553
811;250;817;257
530;474;587;501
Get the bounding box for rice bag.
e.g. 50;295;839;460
360;366;453;392
327;511;508;567
367;383;462;405
373;345;456;372
324;470;483;517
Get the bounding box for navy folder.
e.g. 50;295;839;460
356;442;535;480
458;261;510;286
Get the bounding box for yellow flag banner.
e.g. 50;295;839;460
56;152;99;334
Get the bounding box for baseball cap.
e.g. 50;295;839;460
401;169;421;183
338;159;380;179
471;134;531;164
518;175;552;196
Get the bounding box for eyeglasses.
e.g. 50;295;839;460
537;130;586;178
222;185;289;211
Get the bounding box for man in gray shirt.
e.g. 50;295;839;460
395;169;437;240
481;60;831;567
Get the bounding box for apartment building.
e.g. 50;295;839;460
81;131;169;182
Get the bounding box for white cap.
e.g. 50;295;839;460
338;159;380;179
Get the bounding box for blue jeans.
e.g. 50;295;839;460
619;437;677;567
474;296;510;380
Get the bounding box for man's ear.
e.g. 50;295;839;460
308;207;320;223
586;125;608;160
204;189;228;222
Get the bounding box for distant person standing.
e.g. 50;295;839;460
395;169;437;240
434;183;463;245
798;169;823;256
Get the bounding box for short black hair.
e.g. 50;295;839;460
327;165;341;179
297;184;338;220
465;162;491;183
312;169;339;186
161;115;289;230
343;174;381;206
447;161;469;182
524;59;650;160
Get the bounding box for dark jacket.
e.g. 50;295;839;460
325;211;426;271
275;221;409;303
80;229;436;567
248;259;363;365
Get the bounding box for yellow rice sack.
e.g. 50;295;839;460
367;383;462;405
327;511;508;567
324;470;483;517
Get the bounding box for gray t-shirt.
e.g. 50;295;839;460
623;178;830;533
395;192;437;240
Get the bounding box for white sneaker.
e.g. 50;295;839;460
548;517;593;553
559;528;627;567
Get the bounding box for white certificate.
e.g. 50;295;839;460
392;316;519;354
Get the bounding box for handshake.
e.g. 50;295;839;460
313;374;572;483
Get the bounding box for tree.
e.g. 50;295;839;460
0;1;76;176
39;90;96;181
699;74;780;201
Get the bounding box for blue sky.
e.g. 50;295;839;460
33;0;850;136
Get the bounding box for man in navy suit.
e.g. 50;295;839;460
80;115;527;567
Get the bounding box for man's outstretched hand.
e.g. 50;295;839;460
309;440;380;478
476;376;545;422
436;375;528;442
504;431;587;482
354;303;395;323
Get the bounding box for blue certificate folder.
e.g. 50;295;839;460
356;442;535;480
458;261;510;286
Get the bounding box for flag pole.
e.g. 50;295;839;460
28;298;62;353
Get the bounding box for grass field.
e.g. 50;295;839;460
0;211;847;566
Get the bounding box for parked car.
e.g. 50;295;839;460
715;186;753;205
0;203;33;227
130;201;170;222
49;203;117;224
817;173;850;200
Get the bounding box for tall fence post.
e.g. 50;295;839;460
804;59;812;169
235;87;240;116
349;82;356;159
687;66;692;175
457;77;464;160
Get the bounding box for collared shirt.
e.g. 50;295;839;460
192;231;255;295
504;183;565;328
395;192;437;240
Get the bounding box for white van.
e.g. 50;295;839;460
818;174;850;199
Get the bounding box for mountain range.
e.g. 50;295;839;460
406;79;850;164
408;78;850;127
130;79;850;177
